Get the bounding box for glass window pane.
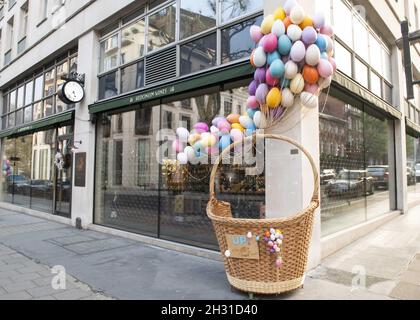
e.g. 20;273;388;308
25;81;33;106
148;4;176;52
180;0;216;39
99;72;118;100
121;61;144;93
8;112;15;127
44;97;54;117
221;15;263;64
369;34;382;74
121;19;145;65
33;101;43;120
100;34;119;73
180;33;217;76
56;60;69;89
24;105;32;123
354;59;368;88
382;49;392;82
55;95;67;114
353;17;369;62
44;69;55;97
34;75;43;101
70;57;78;73
221;0;263;23
333;0;353;48
334;41;352;76
17;86;24;109
12;134;33;208
370;71;382;97
16;109;23;125
9;90;16;111
3;95;9;114
384;83;392;105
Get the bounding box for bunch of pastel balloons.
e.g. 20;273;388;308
172;0;336;164
2;159;11;177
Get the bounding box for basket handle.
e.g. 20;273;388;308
209;133;320;203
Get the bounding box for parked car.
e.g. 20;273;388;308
416;164;420;182
325;170;374;198
367;166;389;189
407;167;417;186
320;169;336;185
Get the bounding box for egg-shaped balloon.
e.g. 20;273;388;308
210;126;219;135
290;41;306;62
177;152;188;165
290;5;305;25
250;25;263;43
325;35;334;55
266;87;282;109
239;115;254;129
231;123;245;132
212;116;225;127
281;88;294;108
247;108;257;119
305;44;321;66
299;16;313;29
304;83;319;95
320;24;334;37
269;59;285;78
274;6;286;20
302;65;319;85
271;20;286;37
217;120;231;134
184;146;196;162
248;80;258;96
254;67;266;83
172;139;183;153
220;134;232;150
230;128;244;142
317;59;333;78
253;47;267;68
290;73;305;94
253;111;267;129
255;83;269;105
300;92;319;109
188;133;201;146
321;52;329;60
176;127;190;142
201;134;217;147
315;35;327;52
267;51;281;66
302;26;317;45
194;122;209;133
261;15;275;34
313;12;325;29
318;76;332;90
284;61;298;79
278;35;292;56
247;96;259;109
266;69;280;87
287;24;302;42
283;0;298;15
283;16;292;31
227;114;240;124
328;57;337;72
263;33;278;53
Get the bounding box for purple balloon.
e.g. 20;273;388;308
254;68;266;83
302;27;317;45
255;83;269;105
290;41;306;63
248;80;258;96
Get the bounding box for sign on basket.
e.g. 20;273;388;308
226;235;260;260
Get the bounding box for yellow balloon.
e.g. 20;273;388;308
274;7;286;21
261;15;275;34
266;88;282;109
231;123;245;132
299;16;313;29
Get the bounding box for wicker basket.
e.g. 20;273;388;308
206;133;320;295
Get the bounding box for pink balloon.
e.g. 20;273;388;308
250;25;263;43
304;83;319;95
263;33;278;53
172;139;183;153
328;57;337;72
266;69;280;87
194;122;209;133
317;59;333;78
217;120;231;134
320;24;334;37
247;96;260;109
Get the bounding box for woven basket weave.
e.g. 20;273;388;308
206;133;320;295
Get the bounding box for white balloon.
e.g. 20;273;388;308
177;152;188;165
283;0;298;15
305;44;321;66
184;146;196;162
287;24;302;42
271;20;286;37
290;5;305;25
176;127;190;142
284;61;298;79
253;47;267;68
281;88;295;108
325;36;334;55
239;115;254;129
300;92;319;109
318;76;332;89
253;111;267;129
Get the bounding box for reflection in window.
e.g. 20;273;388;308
221;15;263;63
334;41;352;76
25;81;33;106
137;139;150;186
9;91;16;111
180;0;216;39
148;5;176;52
114;140;123;186
121;20;145;64
221;0;263;23
44;97;54;117
353;17;369;62
370;71;382;97
180;33;217;76
121;61;144;93
99;72;118;100
56;61;69;90
34;75;43;101
17;86;24;109
354;59;368;88
24;106;32;123
334;0;353;48
33;102;43;120
369;34;382;74
44;69;55;97
100;34;119;73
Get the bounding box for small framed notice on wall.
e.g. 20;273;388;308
74;152;86;187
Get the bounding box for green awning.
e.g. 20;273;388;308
332;71;402;119
0;110;74;139
406;118;420;138
89;62;254;114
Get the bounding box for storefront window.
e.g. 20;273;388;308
148;4;176;52
180;0;216;39
220;0;263;23
406;135;420;203
180;33;217;76
319;93;391;236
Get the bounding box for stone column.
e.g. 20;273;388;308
71;30;100;228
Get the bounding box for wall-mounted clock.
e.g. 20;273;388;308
58;80;85;104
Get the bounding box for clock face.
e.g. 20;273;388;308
63;81;85;103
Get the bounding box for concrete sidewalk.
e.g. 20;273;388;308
0;205;420;300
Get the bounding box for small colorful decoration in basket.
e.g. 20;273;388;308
264;228;284;268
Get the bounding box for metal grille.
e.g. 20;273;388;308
145;47;177;86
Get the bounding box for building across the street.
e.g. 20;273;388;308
0;0;419;267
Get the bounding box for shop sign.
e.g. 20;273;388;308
128;86;175;104
226;235;260;260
